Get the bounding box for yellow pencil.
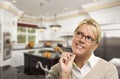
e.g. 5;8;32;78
56;47;64;54
56;47;77;67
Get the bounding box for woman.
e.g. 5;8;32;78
47;18;118;79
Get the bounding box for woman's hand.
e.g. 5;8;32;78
59;52;76;79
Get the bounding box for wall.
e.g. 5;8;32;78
0;9;19;66
89;6;120;24
0;0;21;66
41;6;120;47
0;10;3;66
3;10;18;41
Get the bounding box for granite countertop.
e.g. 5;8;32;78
26;50;61;59
12;47;54;51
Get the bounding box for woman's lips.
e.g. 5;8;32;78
76;43;84;49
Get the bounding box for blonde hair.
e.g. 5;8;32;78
74;18;101;43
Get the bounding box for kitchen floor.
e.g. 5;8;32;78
16;66;45;79
17;73;45;79
0;65;45;79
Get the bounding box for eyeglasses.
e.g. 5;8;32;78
74;31;96;43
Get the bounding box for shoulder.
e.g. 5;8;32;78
97;58;119;79
99;58;115;66
47;63;61;79
98;58;117;71
50;63;61;70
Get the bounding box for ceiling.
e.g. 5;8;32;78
6;0;95;17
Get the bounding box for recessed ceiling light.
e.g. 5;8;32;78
64;8;68;10
45;13;49;16
93;0;98;1
12;0;16;3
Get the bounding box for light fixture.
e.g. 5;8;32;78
38;17;46;32
12;0;16;3
49;14;62;31
38;26;46;32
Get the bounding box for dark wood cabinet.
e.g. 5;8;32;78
24;53;59;75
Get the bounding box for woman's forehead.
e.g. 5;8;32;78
77;24;97;38
77;24;96;31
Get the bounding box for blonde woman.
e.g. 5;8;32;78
47;18;119;79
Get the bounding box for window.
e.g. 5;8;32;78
17;26;36;44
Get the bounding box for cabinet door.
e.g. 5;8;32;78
24;53;59;75
0;24;2;56
11;51;24;67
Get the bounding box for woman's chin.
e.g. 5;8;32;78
73;49;83;55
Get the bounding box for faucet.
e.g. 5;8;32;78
36;61;49;79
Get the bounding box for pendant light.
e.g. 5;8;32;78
38;17;46;32
49;14;61;31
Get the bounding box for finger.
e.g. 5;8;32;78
60;52;74;64
61;52;70;59
62;56;69;62
70;54;76;62
67;53;73;59
59;54;69;63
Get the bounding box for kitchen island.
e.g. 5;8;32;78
24;50;60;75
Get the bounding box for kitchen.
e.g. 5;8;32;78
0;0;120;79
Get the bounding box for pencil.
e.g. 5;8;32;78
56;47;77;66
56;47;64;54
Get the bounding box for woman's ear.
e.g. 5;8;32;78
93;43;99;51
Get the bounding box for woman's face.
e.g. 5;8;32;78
72;24;98;57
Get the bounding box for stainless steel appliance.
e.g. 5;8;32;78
3;32;12;60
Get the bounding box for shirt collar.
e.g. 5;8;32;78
73;52;99;69
87;52;99;68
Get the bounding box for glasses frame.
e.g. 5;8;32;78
74;31;97;43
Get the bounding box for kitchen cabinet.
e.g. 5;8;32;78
24;52;59;75
10;47;54;67
0;24;2;54
0;23;3;66
11;49;38;67
61;35;73;47
11;50;25;67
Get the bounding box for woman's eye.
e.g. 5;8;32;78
86;36;93;41
77;32;82;36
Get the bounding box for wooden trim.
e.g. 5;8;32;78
17;23;38;28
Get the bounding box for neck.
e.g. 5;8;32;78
74;53;91;68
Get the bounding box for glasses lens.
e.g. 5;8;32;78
76;32;83;38
86;36;93;42
75;31;96;43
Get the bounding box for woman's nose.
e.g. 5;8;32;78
79;36;86;43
